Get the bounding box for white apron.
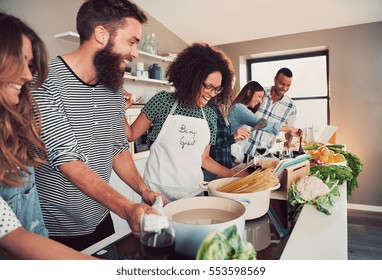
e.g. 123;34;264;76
144;100;210;201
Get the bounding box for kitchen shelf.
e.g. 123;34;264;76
123;73;171;85
138;50;174;62
53;32;175;63
54;31;80;43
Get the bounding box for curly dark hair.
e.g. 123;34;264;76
166;43;235;111
77;0;147;44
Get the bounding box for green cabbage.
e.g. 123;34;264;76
196;225;256;260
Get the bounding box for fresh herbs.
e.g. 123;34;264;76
327;148;363;196
310;165;353;185
196;225;256;260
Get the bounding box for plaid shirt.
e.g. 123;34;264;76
244;87;297;156
203;104;235;181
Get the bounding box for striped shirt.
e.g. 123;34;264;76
244;87;297;156
32;56;129;236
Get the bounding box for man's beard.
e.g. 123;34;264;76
93;43;125;92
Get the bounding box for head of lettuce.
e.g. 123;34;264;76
196;225;256;260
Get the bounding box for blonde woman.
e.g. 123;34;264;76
0;12;96;259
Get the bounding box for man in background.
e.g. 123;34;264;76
243;67;302;158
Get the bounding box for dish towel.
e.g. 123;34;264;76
142;196;169;232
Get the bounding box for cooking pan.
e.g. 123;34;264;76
163;196;246;258
208;177;280;220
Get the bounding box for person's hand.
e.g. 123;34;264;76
233;127;250;141
234;168;250;177
289;128;303;138
124;90;134;109
141;189;168;206
125;203;160;236
297;128;304;139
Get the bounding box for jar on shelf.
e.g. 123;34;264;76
141;33;159;55
148;63;162;80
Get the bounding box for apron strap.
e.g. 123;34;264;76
169;99;179;115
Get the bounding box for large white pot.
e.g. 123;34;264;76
163;196;246;259
208;177;280;220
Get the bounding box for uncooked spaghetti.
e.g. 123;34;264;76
217;168;279;193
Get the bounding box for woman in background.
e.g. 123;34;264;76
230;81;299;162
0;12;96;259
230;81;281;135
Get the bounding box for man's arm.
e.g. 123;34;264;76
112;150;167;205
58;160;157;235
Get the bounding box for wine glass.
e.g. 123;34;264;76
253;144;267;166
140;214;176;260
256;145;267;156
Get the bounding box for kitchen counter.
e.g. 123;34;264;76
280;182;347;259
82;183;347;260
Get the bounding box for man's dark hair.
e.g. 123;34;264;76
276;67;293;78
76;0;147;44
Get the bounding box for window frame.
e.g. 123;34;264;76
246;50;330;125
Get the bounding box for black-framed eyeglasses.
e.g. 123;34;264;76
202;83;224;95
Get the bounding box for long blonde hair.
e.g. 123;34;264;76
0;12;48;187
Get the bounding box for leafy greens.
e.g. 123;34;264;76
196;225;256;260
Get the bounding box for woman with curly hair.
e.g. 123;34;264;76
0;12;96;259
125;43;247;201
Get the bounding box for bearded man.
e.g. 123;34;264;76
32;0;165;259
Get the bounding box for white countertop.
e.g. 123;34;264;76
82;183;348;259
280;182;347;259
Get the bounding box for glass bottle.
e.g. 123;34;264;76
141;34;150;53
141;33;158;55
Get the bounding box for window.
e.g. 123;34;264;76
246;50;329;131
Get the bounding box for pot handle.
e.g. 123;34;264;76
198;181;209;190
237;198;251;208
269;183;281;191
